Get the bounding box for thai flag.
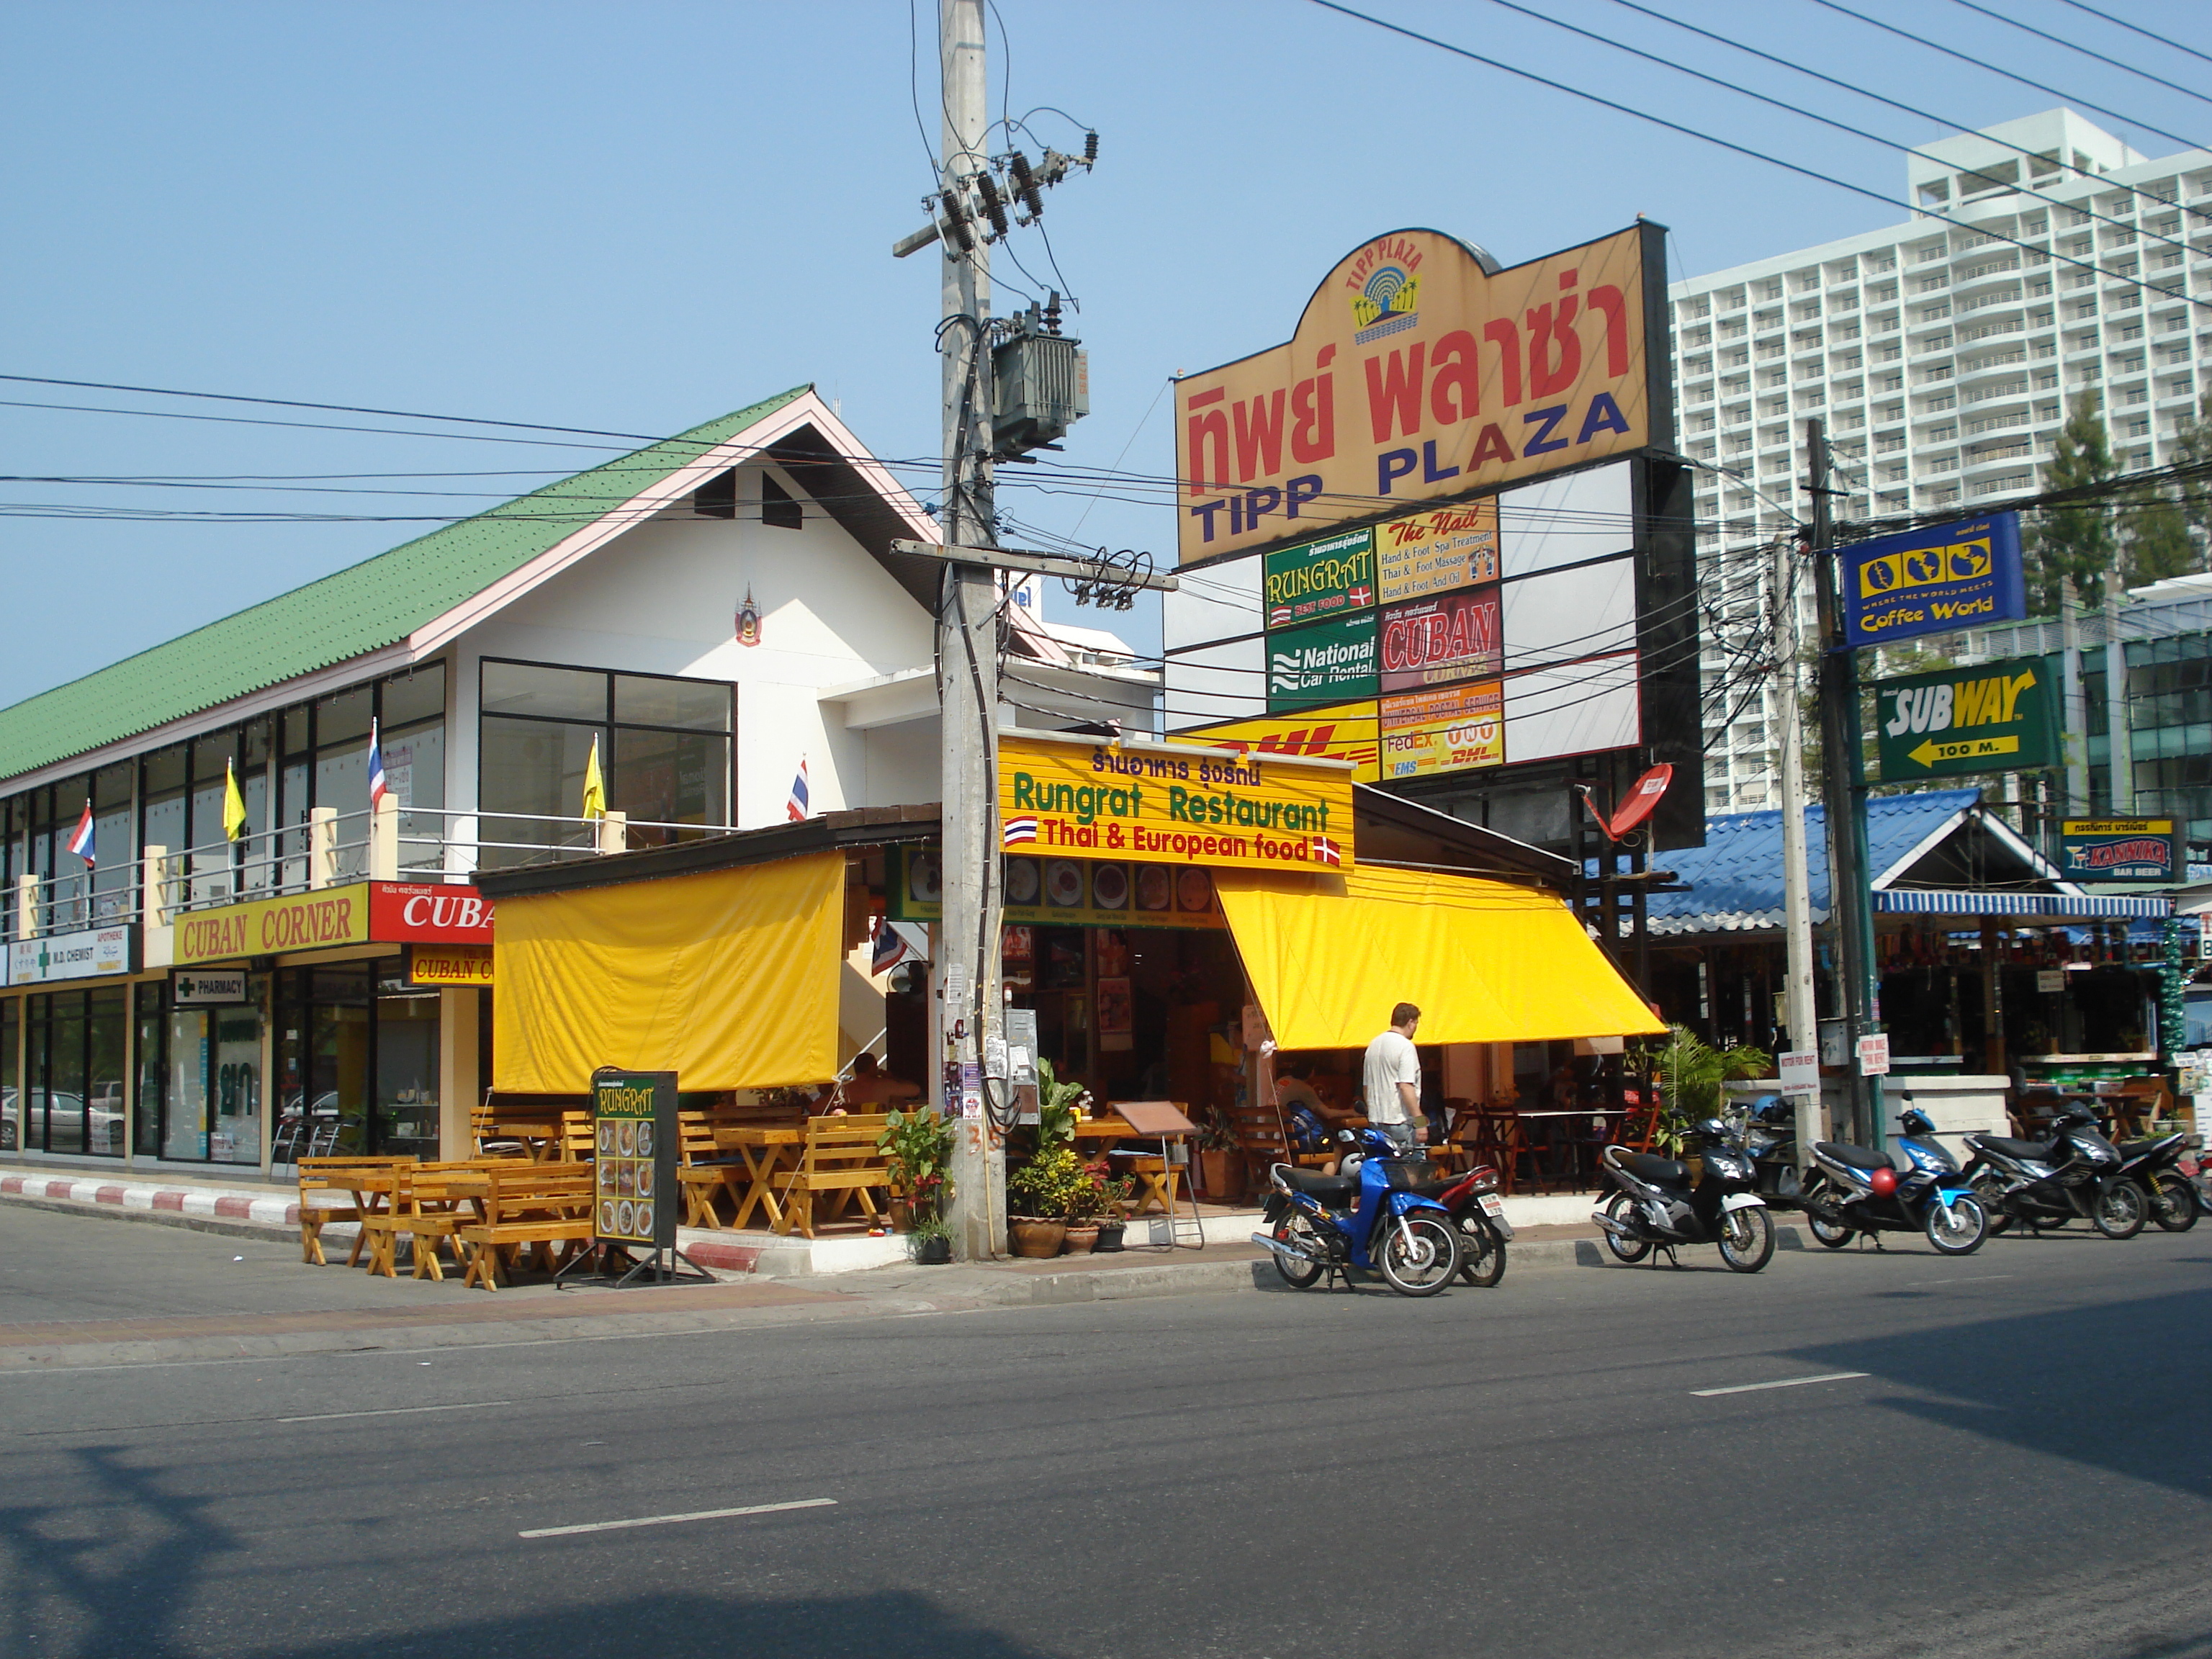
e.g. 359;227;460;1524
787;757;810;821
65;800;94;868
367;720;388;810
1002;816;1038;847
1310;835;1342;866
871;917;930;974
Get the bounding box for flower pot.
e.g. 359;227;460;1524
1094;1222;1126;1253
1062;1223;1100;1255
1009;1218;1067;1258
889;1198;915;1234
915;1235;952;1264
1197;1149;1234;1199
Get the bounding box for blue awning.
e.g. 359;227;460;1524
1873;889;2172;921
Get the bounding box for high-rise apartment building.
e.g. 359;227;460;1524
1668;110;2212;815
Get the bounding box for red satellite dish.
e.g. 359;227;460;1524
1581;763;1674;843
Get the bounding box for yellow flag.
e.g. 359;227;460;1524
222;758;247;842
580;734;606;820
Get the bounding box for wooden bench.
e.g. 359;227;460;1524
356;1160;507;1281
297;1156;414;1266
457;1164;597;1290
675;1110;742;1230
773;1113;894;1238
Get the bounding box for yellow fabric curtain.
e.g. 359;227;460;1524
493;850;845;1094
1214;863;1665;1050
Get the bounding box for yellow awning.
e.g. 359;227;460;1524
1214;863;1665;1050
492;850;844;1094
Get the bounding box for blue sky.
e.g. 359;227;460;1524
4;0;2209;706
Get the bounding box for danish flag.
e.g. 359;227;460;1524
1310;835;1342;866
1346;583;1373;607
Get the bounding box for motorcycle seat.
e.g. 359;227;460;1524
1612;1150;1687;1187
2119;1135;2180;1159
1813;1141;1893;1172
1279;1167;1357;1203
1972;1136;2052;1161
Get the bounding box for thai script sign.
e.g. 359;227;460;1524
370;883;495;943
1843;513;2026;648
1176;224;1658;562
2059;819;2178;884
997;731;1354;872
1264;527;1374;629
1874;656;2056;780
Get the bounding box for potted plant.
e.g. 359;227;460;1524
1007;1141;1085;1256
1093;1173;1133;1251
1653;1025;1771;1166
909;1211;953;1264
1033;1056;1087;1147
877;1107;956;1234
1193;1104;1238;1200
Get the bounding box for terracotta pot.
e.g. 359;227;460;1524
889;1198;914;1233
1062;1223;1100;1255
1009;1218;1067;1258
1197;1149;1234;1199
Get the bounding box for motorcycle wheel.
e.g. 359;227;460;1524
1922;1192;1987;1256
2093;1179;2146;1241
1270;1214;1325;1289
1717;1205;1774;1273
2150;1172;2200;1233
1456;1216;1506;1287
1600;1191;1651;1264
1803;1176;1855;1249
1969;1172;2015;1236
1377;1213;1460;1297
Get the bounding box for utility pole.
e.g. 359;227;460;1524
1807;418;1882;1147
1771;533;1820;1161
935;0;1005;1260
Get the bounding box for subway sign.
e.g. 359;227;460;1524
1843;513;2026;648
1874;656;2056;780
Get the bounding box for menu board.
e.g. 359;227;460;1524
592;1069;677;1252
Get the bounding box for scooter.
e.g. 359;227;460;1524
1964;1106;2145;1239
1255;1128;1462;1297
2113;1129;2200;1233
1427;1161;1512;1287
1801;1107;1988;1256
1739;1094;1806;1208
1593;1118;1774;1272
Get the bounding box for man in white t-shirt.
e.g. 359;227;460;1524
1362;1003;1424;1151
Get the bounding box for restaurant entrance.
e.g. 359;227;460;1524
272;961;444;1159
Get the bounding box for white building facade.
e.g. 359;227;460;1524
1669;110;2212;814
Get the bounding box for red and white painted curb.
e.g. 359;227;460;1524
1;1172;305;1229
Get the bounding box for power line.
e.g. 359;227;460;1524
1604;0;2212;234
1305;1;2212;318
1807;0;2212;158
1945;0;2212;112
2056;0;2212;71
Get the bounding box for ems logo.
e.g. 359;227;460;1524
1002;817;1039;847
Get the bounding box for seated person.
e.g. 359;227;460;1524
837;1052;922;1110
1281;1057;1360;1125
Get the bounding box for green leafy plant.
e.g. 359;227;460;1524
1007;1141;1111;1221
1193;1104;1236;1152
877;1107;956;1223
909;1210;951;1244
1033;1056;1087;1146
1654;1025;1771;1156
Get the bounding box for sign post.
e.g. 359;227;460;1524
571;1068;696;1287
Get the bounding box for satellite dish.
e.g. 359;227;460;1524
1578;764;1676;844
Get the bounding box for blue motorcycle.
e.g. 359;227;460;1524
1254;1128;1462;1297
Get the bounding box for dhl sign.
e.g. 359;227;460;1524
1177;701;1382;783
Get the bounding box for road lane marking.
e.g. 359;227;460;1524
520;1498;837;1539
1691;1372;1869;1397
279;1401;512;1424
1902;1274;2014;1288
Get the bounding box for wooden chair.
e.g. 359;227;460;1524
457;1164;597;1290
1228;1101;1291;1201
297;1155;413;1266
773;1114;894;1238
675;1110;739;1231
469;1095;529;1159
552;1110;598;1161
356;1160;493;1281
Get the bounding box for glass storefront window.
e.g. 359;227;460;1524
166;1010;210;1161
382;662;446;729
87;987;125;1156
482;660;605;722
135;982;164;1157
91;764;133;920
48;993;85;1155
375;991;441;1158
614;673;730;732
24;996;46;1151
0;999;17;1152
479;716;603;865
611;726;727;838
211;1005;261;1165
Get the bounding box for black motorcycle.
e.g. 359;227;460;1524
1964;1107;2145;1239
2113;1129;2200;1233
1801;1107;1989;1256
1593;1118;1774;1272
1740;1094;1806;1208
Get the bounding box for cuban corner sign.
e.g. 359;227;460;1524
176;880;496;965
2059;819;2179;884
1264;526;1374;629
1175;223;1660;563
1843;513;2026;648
1378;586;1500;692
1874;656;2056;781
997;729;1355;872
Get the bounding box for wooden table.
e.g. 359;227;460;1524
1069;1116;1138;1148
712;1124;809;1231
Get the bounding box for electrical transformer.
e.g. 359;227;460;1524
992;307;1089;458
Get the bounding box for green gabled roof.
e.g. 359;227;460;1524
0;386;811;783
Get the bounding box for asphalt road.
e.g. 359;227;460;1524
4;1205;2210;1659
